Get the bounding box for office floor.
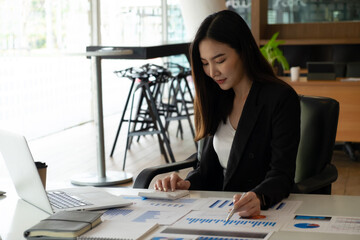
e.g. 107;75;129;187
0;113;359;195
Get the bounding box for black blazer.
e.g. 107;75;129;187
186;80;300;208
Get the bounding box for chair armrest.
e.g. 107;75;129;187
133;153;198;189
293;163;338;194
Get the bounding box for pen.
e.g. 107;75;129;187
225;192;247;222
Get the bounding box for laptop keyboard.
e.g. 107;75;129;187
47;191;92;209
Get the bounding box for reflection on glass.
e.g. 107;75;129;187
226;0;251;27
167;0;186;43
268;0;360;24
101;0;163;45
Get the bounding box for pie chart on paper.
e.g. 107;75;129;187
294;223;320;229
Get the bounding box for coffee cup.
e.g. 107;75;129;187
35;161;47;189
290;66;300;81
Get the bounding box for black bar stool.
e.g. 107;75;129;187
110;65;175;170
163;63;197;149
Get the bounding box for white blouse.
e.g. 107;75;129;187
213;117;236;173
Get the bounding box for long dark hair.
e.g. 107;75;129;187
191;10;283;141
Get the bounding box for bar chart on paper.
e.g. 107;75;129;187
173;210;283;232
186;217;277;228
282;215;360;235
201;198;234;211
132;210;190;225
103;208;133;218
102;208;190;225
120;195;201;210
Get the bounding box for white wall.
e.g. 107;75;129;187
179;0;227;40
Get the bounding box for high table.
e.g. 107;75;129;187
0;182;360;240
71;43;190;187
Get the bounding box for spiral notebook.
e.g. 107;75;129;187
77;220;158;240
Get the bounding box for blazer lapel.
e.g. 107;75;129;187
224;81;263;188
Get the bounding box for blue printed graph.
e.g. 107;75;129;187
294;223;320;229
133;211;161;223
197;237;248;240
103;208;133;217
185;217;277;228
150;202;185;208
146;198;197;204
276;202;285;210
209;200;234;209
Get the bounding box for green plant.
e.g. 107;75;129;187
260;32;289;71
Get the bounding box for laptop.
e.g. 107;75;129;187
0;129;132;214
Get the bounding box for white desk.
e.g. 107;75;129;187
1;183;360;240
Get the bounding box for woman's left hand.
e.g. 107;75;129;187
232;192;261;217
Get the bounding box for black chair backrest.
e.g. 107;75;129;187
295;95;339;186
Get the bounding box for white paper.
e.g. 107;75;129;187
281;215;360;235
119;195;206;211
78;220;158;240
102;207;190;225
172;210;286;233
138;190;189;200
198;198;301;215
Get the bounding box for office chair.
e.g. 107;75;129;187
133;95;339;195
292;95;339;194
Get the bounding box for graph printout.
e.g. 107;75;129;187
282;215;360;235
153;227;272;240
119;195;206;211
172;210;287;233
199;198;301;216
102;207;190;225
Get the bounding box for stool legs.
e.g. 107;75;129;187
110;79;136;157
121;81;175;170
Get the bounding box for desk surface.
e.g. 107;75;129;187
1;182;360;240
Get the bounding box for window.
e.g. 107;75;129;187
0;0;188;139
268;0;360;24
0;0;91;139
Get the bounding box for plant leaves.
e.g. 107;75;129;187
259;32;289;71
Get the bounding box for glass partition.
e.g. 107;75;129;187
268;0;360;24
226;0;252;26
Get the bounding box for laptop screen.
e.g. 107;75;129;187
0;129;53;214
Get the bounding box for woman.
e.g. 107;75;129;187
155;10;300;217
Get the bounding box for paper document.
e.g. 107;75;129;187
282;215;360;235
340;78;360;82
154;227;272;240
138;190;189;200
102;207;190;225
198;198;301;215
78;220;158;240
119;195;206;210
172;210;287;233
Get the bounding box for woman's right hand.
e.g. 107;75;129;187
154;172;190;192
